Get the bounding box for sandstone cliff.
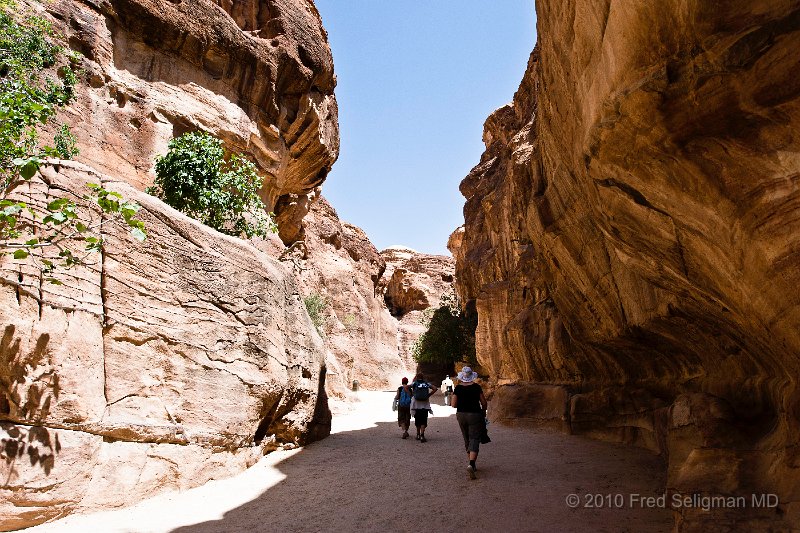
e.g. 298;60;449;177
1;163;330;530
279;196;404;392
454;1;800;530
44;0;338;241
1;0;338;528
380;246;455;372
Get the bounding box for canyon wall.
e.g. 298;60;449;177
1;163;330;530
279;196;403;392
380;246;455;373
454;1;800;530
1;0;338;528
44;0;338;241
273;203;457;393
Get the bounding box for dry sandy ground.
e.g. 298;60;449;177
26;391;672;533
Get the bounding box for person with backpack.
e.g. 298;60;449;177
394;377;413;439
451;366;488;479
410;373;438;442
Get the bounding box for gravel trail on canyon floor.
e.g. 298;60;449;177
27;391;672;533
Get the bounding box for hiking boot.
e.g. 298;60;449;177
467;465;477;480
420;435;427;443
402;431;409;439
415;434;421;440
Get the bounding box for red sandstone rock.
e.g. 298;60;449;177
454;1;800;530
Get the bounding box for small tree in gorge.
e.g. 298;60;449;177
411;291;477;366
147;131;277;238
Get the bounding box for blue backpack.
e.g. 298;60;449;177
398;386;412;407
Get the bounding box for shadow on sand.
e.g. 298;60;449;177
170;401;672;533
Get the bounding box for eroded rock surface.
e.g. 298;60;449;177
379;246;455;372
0;163;330;530
278;197;403;392
42;0;338;241
455;1;800;530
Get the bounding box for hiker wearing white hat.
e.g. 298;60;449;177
451;366;487;479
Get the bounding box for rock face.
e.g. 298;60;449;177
0;163;329;530
43;0;338;241
380;246;455;372
1;0;338;528
281;197;403;392
455;1;800;530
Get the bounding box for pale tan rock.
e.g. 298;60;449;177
0;162;329;528
277;197;404;393
39;0;338;242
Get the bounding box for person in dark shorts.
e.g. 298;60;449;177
452;366;488;479
394;377;413;439
410;373;438;442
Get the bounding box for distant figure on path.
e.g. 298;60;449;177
441;375;454;406
394;377;413;439
410;373;438;442
452;366;488;479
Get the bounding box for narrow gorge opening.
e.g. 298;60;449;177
1;1;798;532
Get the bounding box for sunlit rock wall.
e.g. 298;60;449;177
1;0;338;528
0;163;330;530
44;0;338;242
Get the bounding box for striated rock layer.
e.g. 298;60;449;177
454;1;800;530
0;163;330;530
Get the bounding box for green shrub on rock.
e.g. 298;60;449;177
303;292;328;334
148;131;277;238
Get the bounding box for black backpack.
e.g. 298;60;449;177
413;381;430;401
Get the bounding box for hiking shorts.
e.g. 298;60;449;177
397;405;411;427
413;408;429;427
457;411;484;453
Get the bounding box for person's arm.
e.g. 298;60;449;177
479;391;488;411
451;389;458;409
394;388;400;400
430;383;438;395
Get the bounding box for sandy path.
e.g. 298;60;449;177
27;391;672;533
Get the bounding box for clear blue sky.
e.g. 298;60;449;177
315;1;537;256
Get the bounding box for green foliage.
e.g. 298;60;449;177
0;4;146;279
412;291;477;366
0;6;76;178
148;131;277;238
303;292;328;334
